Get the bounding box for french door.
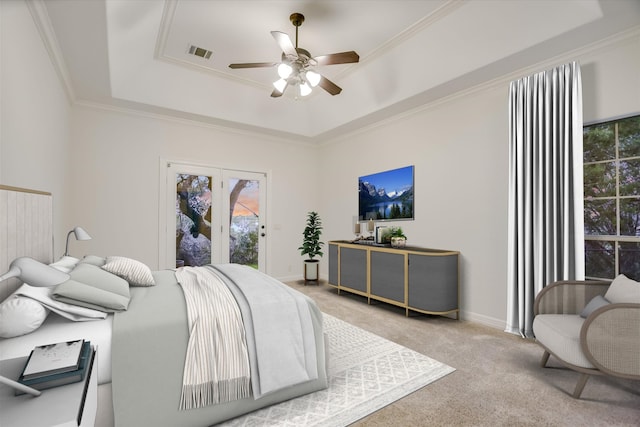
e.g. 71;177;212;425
160;160;267;272
222;170;267;270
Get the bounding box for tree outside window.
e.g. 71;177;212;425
584;115;640;281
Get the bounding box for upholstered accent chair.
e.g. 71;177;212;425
532;276;640;398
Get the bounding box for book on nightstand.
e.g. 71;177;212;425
15;341;93;394
21;339;84;380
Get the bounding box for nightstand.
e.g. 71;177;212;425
0;346;97;427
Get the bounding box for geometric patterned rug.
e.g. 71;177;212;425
221;313;455;426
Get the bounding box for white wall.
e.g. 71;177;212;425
68;106;320;277
0;0;72;258
580;31;640;123
319;30;640;327
319;85;509;326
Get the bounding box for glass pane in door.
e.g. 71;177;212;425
228;178;260;269
176;174;212;267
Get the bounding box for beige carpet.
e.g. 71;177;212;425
289;280;640;427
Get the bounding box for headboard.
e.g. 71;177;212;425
0;185;53;300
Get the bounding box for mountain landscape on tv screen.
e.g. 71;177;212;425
359;180;414;220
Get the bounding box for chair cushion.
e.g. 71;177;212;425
532;314;594;369
605;274;640;304
580;295;610;318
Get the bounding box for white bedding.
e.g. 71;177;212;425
0;313;113;384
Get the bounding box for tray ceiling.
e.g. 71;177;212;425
36;0;640;143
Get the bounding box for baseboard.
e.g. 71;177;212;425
460;310;506;330
276;274;328;283
276;274;307;283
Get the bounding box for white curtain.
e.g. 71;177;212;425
506;62;585;338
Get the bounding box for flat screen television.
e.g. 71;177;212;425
358;165;414;221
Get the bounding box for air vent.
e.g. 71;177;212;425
188;45;213;60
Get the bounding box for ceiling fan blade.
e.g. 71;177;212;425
313;51;359;66
271;31;297;57
318;76;342;96
229;62;278;69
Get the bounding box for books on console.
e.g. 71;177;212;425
16;340;93;394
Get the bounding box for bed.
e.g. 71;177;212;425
0;186;328;426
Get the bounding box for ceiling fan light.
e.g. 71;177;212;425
273;79;287;93
277;63;292;79
306;70;321;87
300;82;312;97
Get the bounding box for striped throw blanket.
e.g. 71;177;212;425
175;267;251;410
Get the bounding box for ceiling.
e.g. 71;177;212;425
35;0;640;143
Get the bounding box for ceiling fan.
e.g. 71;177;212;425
229;13;359;98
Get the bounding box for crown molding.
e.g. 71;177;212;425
72;99;314;148
322;25;640;147
361;0;464;66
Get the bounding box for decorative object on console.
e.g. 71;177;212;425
359;165;415;222
299;211;324;284
367;218;375;239
375;226;390;244
389;227;407;248
64;227;92;257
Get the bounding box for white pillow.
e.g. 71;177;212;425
102;256;155;287
49;256;80;273
605;274;640;304
16;284;107;321
0;294;49;338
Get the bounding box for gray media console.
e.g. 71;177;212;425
328;240;459;319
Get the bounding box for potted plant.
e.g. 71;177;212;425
389;226;407;248
299;211;324;284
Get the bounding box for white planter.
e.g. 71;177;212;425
390;237;407;248
304;259;319;283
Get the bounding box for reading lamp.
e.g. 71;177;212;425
0;257;70;397
64;226;91;256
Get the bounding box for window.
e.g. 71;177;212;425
583;115;640;281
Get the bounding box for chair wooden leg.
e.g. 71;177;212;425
540;350;550;367
573;373;590;398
